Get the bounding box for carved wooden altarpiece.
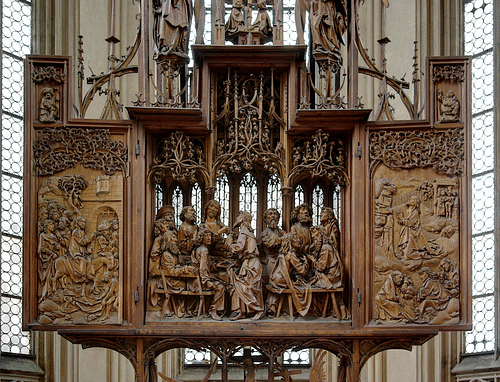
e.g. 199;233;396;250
23;2;471;381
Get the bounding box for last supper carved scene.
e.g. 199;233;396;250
23;1;472;381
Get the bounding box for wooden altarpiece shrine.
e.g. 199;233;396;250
23;1;472;381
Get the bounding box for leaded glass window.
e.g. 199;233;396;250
311;185;324;226
172;185;184;228
464;0;496;354
294;184;305;206
239;173;258;230
267;174;283;227
1;0;32;355
191;182;202;222
216;175;230;227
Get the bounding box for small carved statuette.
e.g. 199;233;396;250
153;0;193;63
39;87;60;123
437;88;460;123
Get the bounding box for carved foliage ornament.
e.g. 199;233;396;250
369;129;464;176
214;70;285;178
148;131;209;184
34;128;128;176
431;65;465;83
32;66;67;84
289;129;348;185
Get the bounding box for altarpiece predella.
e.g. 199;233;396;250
23;1;471;381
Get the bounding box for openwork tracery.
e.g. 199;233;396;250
34;128;128;176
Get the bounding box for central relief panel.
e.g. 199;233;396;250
145;67;351;323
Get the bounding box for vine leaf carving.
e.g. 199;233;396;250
34;128;128;176
148;131;209;185
369;129;464;176
288;129;348;186
431;65;465;83
32;66;67;83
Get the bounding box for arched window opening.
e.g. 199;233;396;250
216;175;230;227
172;185;184;228
156;184;165;214
267;174;283;227
239;173;258;230
311;184;324;226
294;184;305;207
191;182;202;222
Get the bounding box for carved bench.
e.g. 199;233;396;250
265;285;344;321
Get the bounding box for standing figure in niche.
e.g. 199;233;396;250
396;196;430;268
266;232;311;318
310;0;347;58
191;228;226;320
319;207;340;251
39;87;59;122
260;208;284;276
374;270;417;323
153;0;193;59
178;206;198;262
228;211;264;320
290;203;313;253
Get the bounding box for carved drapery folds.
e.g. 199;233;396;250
369;129;464;176
289;129;347;186
148;131;209;184
213;69;285;179
34;128;128;176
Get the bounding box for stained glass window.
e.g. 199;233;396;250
1;0;32;355
464;0;496;354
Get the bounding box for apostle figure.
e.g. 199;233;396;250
319;207;340;251
375;270;417;323
266;232;311;318
310;0;347;59
228;211;264;320
190;228;226;321
178;206;198;261
308;226;342;289
290;203;313;253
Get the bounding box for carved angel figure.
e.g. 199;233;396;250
228;211;265;320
